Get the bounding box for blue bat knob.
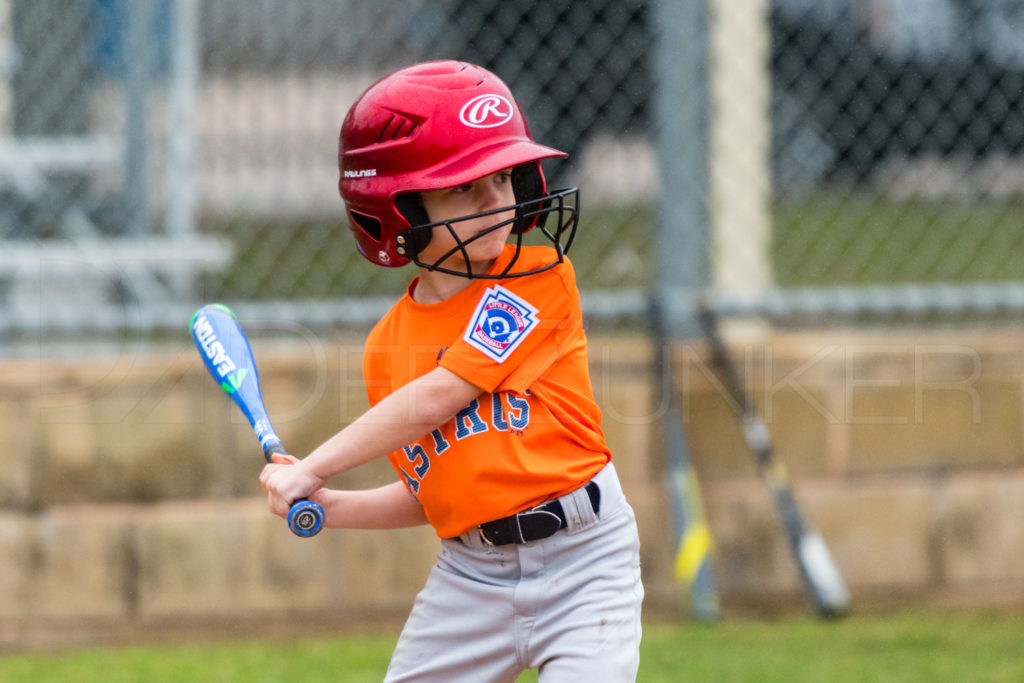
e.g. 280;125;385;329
288;499;326;537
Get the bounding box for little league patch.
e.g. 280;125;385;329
465;285;539;362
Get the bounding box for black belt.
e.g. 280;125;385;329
477;481;601;546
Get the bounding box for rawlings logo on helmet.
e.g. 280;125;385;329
344;168;377;178
459;94;514;128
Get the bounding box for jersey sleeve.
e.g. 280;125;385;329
439;259;580;394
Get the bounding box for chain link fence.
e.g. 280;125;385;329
2;0;1024;341
771;0;1024;292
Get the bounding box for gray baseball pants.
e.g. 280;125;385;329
384;462;644;682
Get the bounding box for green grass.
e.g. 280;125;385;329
203;194;1024;302
640;609;1024;682
3;608;1022;682
773;193;1024;286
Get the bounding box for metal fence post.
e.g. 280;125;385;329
167;0;198;240
125;0;157;237
654;0;710;339
0;0;11;136
166;0;200;298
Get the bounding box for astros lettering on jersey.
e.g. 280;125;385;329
363;244;610;538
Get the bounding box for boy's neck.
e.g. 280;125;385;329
411;264;490;304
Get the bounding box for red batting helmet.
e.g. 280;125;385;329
338;60;578;276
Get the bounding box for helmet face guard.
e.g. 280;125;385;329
338;60;576;277
397;186;579;279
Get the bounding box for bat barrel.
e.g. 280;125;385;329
191;303;325;539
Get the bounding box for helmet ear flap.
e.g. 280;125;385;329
511;161;546;234
393;193;434;257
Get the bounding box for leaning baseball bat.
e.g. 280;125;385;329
650;296;719;621
698;305;850;617
190;303;325;538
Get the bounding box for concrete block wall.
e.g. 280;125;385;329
654;328;1024;613
2;328;1024;648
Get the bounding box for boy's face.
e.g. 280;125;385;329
417;169;517;273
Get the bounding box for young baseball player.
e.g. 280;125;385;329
260;60;643;681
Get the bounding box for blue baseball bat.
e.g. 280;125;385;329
190;303;325;538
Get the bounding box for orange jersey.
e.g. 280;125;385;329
362;244;610;538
